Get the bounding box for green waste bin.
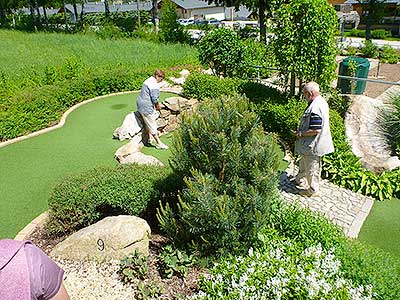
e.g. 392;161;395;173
337;56;370;95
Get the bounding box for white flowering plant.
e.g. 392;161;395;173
191;236;375;300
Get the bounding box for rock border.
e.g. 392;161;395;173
15;211;48;241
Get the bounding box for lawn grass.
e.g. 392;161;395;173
0;30;198;79
359;198;400;258
0;92;174;239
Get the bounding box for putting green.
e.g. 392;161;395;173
0;92;174;239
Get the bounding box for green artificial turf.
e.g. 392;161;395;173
0;92;173;239
358;198;400;258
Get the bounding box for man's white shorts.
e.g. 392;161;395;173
140;111;159;136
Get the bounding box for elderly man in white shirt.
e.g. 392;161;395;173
294;82;334;197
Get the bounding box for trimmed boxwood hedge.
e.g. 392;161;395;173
46;164;179;236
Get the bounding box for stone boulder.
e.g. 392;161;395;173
345;95;400;173
163;97;188;113
51;216;151;261
119;152;164;166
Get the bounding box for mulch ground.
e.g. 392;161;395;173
365;63;400;98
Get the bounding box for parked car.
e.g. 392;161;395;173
207;19;221;26
179;19;195;26
194;19;208;25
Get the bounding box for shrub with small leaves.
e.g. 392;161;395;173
361;40;379;58
46;164;172;236
158;245;194;278
119;250;149;282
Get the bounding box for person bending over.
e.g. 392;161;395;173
137;69;169;150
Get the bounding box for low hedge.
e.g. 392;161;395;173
0;67;149;141
46;164;177;236
182;72;242;100
182;72;285;103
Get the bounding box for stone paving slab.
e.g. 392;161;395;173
279;164;374;238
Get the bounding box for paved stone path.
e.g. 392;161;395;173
279;161;374;239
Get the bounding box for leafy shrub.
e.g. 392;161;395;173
325;89;350;118
197;27;246;78
119;250;149;282
322;148;400;200
96;23;125;40
182;73;283;103
157;95;281;254
380;45;400;64
136;281;164;300
347;46;358;56
182;72;242;100
257;97;307;149
46;164;172;236
268;202;347;250
158;245;194;278
372;29;392;39
360;40;379;58
192;235;375;300
346;29;392;40
348;28;366;37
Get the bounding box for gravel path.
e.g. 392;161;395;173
54;258;138;300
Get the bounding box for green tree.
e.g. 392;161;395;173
159;0;188;43
358;0;386;40
197;27;246;77
207;0;278;44
271;0;338;92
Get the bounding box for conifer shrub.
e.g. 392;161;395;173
46;164;173;236
157;95;282;255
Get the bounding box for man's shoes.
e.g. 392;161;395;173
156;143;169;150
290;178;308;189
298;189;320;197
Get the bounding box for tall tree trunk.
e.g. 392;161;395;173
80;2;85;27
290;73;296;96
151;0;157;25
137;0;141;27
63;0;68;30
104;0;110;18
29;1;36;29
365;11;372;40
0;8;6;23
35;0;41;24
42;5;48;26
72;0;79;23
259;0;266;44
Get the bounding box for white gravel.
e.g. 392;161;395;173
54;258;137;299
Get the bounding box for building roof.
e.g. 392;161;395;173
344;0;400;4
170;0;218;9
